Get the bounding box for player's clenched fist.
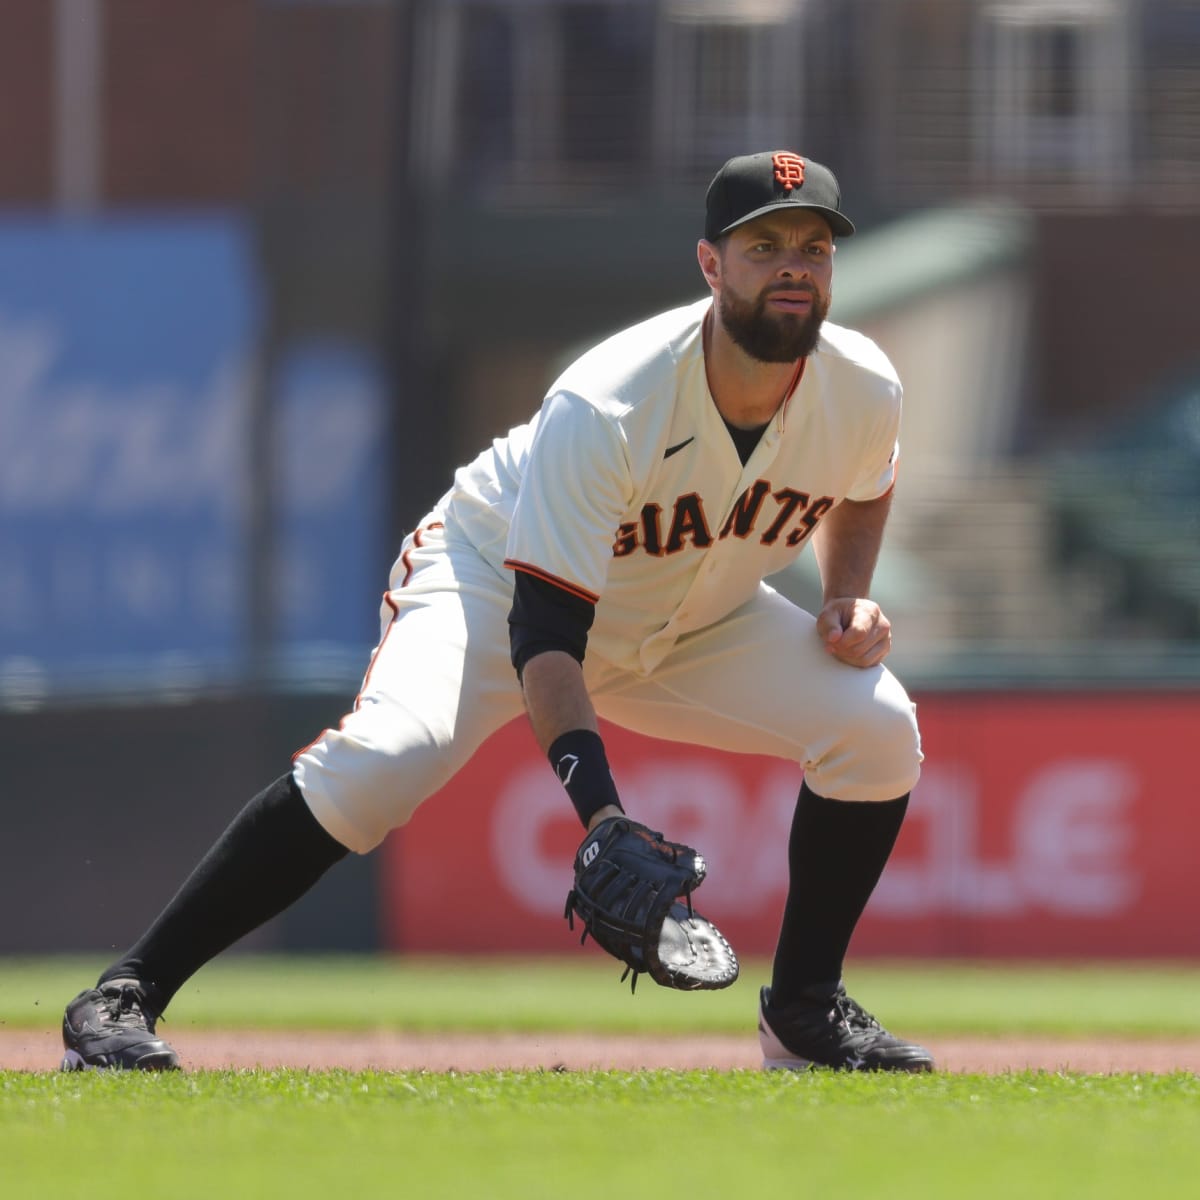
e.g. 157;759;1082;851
816;598;892;668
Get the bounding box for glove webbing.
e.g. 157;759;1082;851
564;881;696;992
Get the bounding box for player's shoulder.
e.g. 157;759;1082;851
548;298;709;414
815;321;900;388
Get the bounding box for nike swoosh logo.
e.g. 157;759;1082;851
664;437;695;459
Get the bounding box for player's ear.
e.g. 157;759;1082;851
697;239;722;290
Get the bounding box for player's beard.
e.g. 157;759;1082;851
718;283;830;363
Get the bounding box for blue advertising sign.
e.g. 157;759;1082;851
0;218;386;699
272;340;388;668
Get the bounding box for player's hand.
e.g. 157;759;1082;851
816;598;892;668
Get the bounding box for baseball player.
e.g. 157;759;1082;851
61;150;933;1073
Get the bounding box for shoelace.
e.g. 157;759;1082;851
104;984;163;1030
832;993;883;1036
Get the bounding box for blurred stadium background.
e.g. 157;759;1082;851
2;0;1198;960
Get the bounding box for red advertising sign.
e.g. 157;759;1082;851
381;693;1200;958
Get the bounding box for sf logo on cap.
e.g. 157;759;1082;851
772;151;806;192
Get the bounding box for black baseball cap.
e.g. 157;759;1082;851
704;150;856;241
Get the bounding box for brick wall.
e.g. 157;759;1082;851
105;0;255;204
0;0;399;209
0;0;54;204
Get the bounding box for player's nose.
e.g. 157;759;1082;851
775;250;813;279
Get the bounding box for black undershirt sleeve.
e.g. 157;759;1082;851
508;570;597;677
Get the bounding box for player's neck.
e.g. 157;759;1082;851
702;306;803;429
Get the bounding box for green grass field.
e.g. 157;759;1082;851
3;956;1199;1200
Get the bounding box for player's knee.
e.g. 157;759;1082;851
293;715;457;852
809;673;922;801
861;686;922;794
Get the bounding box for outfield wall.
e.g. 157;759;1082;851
0;693;379;955
3;691;1197;959
385;692;1200;960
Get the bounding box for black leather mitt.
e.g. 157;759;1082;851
564;816;739;992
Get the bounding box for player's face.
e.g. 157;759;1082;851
713;213;834;363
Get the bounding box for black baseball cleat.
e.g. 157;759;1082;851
61;979;180;1071
758;983;934;1073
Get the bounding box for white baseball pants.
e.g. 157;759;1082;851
293;520;922;853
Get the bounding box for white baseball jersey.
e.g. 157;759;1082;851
447;297;901;675
294;297;919;853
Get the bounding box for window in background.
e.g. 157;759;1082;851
1142;0;1200;198
455;4;518;176
559;2;653;168
411;0;810;197
975;0;1134;191
652;0;806;178
411;0;653;199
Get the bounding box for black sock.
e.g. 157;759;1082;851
769;781;909;1007
99;773;349;1010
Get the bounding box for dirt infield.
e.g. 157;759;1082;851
5;1028;1200;1073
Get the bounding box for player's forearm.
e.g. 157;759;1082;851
521;650;623;829
519;650;599;753
813;491;891;601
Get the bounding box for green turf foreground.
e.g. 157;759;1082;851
3;1068;1198;1200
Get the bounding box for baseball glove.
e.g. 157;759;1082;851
564;816;739;992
